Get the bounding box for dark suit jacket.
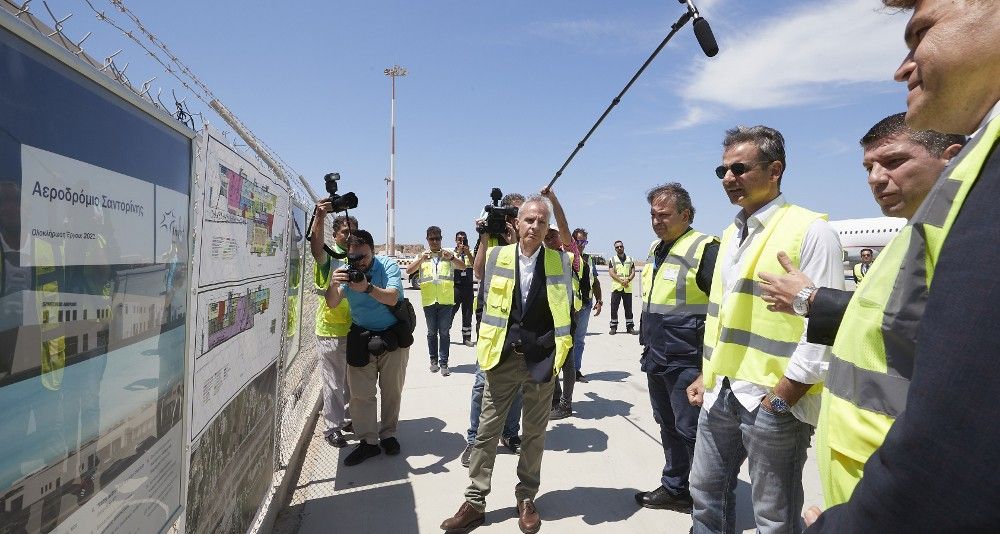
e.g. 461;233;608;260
807;130;1000;532
806;287;853;346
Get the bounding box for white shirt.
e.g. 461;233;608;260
518;244;542;309
702;194;845;426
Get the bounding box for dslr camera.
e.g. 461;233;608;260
323;172;359;213
482;188;518;236
346;253;368;284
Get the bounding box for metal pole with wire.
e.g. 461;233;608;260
545;10;694;191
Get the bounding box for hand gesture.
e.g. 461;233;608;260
686;374;705;407
758;251;815;314
421;251;432;261
441;249;455;261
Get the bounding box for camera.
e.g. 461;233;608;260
482;188;518;236
323;172;359;213
346;253;368;284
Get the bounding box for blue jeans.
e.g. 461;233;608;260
467;364;521;444
689;383;814;534
424;303;455;366
571;300;593;371
648;367;701;495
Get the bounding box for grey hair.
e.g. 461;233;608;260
646;182;696;222
722;125;787;186
519;195;552;222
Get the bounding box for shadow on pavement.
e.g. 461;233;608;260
584;370;631;382
334;417;464;491
279;481;419;534
446;363;477;375
573;392;633;420
535;486;646;525
544;423;608;453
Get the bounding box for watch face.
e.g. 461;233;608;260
792;297;808;316
771;397;790;413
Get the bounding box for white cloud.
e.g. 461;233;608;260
662;105;717;131
681;0;909;111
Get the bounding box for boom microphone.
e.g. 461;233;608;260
681;0;719;57
692;17;719;57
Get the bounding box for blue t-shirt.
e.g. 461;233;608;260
343;255;403;331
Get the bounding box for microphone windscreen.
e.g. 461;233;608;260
693;17;719;57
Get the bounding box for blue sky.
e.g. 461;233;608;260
36;0;912;258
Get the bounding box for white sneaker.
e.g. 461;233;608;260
441;365;451;376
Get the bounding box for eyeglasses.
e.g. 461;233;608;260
575;239;589;246
715;161;770;179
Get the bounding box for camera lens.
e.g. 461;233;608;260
368;335;388;356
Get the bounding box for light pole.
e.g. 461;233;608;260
384;64;407;257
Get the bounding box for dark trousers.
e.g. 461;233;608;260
552;352;576;405
648;367;700;495
453;282;474;340
610;290;634;330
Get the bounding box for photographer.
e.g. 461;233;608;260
405;226;466;376
452;231;475;346
310;202;357;448
326;229;408;467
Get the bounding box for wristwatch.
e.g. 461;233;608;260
792;285;817;317
764;391;791;414
364;283;374;294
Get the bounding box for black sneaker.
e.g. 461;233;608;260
550;401;572;420
430;360;440;373
500;435;522;454
634;486;693;512
461;443;474;467
463;337;475;347
609;328;617;335
341;421;354;434
380;436;401;455
576;371;588;383
344;442;381;466
325;431;348;448
627;326;637;335
441;364;451;377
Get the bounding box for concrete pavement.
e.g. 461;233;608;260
272;268;823;534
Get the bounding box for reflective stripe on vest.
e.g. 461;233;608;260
817;114;1000;507
702;204;826;393
418;253;455;306
477;245;575;372
640;230;714;317
610;255;634;293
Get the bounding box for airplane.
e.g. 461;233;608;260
829;216;906;286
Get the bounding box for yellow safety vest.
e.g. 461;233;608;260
610;254;635;293
314;245;352;337
641;230;715;316
702;204;826;393
34;240;65;390
477;244;574;372
852;262;869;282
565;251;587;313
418;251;456;306
818;114;1000;506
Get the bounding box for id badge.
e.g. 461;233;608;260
661;266;680;281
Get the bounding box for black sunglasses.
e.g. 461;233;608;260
715;161;770;179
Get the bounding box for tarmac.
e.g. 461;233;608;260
272;267;824;534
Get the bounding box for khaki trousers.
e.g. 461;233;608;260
318;336;350;434
465;353;556;511
347;346;410;445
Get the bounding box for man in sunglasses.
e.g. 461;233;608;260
686;125;844;534
406;226;467;376
608;240;636;335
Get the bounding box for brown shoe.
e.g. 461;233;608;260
440;501;485;532
517;498;541;533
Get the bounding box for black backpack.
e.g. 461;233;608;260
389;297;417;348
